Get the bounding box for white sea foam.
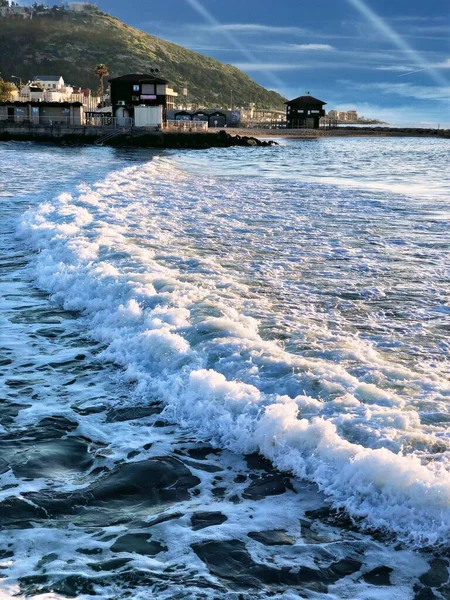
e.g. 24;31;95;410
18;156;450;546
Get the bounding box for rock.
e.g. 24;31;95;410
212;486;227;498
242;474;292;500
182;458;223;473
52;575;96;597
248;530;295;546
89;558;132;572
363;566;393;586
192;539;361;591
11;437;93;479
76;547;102;555
85;457;200;506
419;559;449;588
299;519;334;544
147;511;183;528
105;405;161;422
414;588;438;600
0;497;47;524
11;457;199;525
110;533;166;556
191;511;228;531
186;446;221;460
245;453;273;471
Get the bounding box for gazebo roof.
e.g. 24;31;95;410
285;95;327;105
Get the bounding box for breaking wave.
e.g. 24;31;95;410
18;156;450;546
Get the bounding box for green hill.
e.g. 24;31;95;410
0;7;286;109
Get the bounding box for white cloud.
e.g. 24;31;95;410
187;23;310;35
290;44;335;51
383;58;450;78
345;80;450;102
375;65;413;72
233;63;307;72
389;16;445;23
436;58;450;69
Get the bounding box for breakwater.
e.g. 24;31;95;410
0;125;277;148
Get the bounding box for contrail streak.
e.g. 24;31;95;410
397;68;428;78
184;0;285;90
347;0;448;86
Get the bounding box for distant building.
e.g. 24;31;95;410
109;73;178;126
0;4;33;18
167;109;228;127
71;87;92;98
68;2;97;12
285;95;327;129
327;109;359;122
33;76;65;91
238;107;285;126
20;83;46;102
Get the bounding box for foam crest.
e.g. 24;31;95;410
18;156;450;546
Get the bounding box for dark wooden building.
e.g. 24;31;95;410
285;95;327;129
108;73;178;126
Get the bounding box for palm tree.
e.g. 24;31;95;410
94;63;109;101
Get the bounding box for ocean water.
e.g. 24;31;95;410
1;137;449;599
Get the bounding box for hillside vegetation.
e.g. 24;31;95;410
0;9;286;108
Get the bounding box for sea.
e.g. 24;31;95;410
0;137;449;600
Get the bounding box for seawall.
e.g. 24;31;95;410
0;125;277;149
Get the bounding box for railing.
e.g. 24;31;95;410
165;120;208;132
239;120;286;129
0;115;135;130
0;115;83;126
94;130;125;146
84;116;133;129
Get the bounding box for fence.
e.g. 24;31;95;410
84;115;134;129
0;114;135;129
165;120;208;132
0;115;83;126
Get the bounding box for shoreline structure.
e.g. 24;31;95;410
0;126;449;148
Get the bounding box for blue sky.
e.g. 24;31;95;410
35;0;450;123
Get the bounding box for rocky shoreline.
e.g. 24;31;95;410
224;126;450;139
1;126;449;148
0;129;278;149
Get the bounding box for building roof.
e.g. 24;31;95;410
285;95;327;105
109;73;168;84
34;76;63;81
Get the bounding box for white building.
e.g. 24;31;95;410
33;76;65;91
21;80;76;103
345;110;358;121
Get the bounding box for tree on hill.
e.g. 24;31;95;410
0;77;17;100
94;63;108;99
